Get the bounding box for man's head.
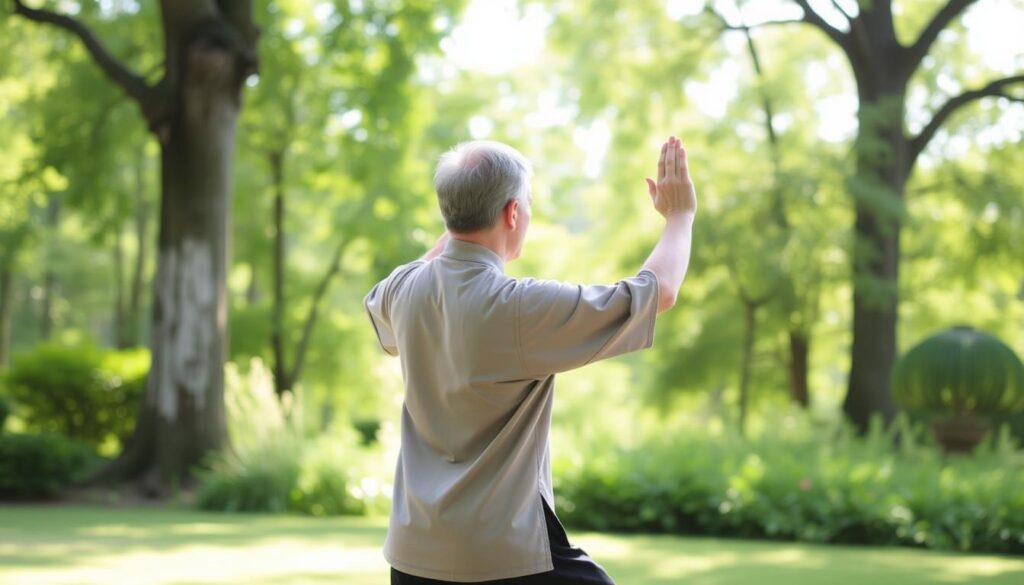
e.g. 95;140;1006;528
434;141;533;260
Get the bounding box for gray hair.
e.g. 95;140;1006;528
434;140;533;233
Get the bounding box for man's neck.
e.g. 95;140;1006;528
450;230;508;261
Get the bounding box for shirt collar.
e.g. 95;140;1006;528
441;238;506;272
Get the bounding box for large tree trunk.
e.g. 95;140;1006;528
116;75;238;487
770;0;1022;432
843;81;908;431
93;4;256;490
14;0;257;489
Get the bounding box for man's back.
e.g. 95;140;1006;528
366;239;659;582
366;136;695;584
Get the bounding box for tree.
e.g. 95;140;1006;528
11;0;259;488
715;0;1024;430
224;0;463;401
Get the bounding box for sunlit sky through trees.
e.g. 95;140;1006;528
431;0;1024;175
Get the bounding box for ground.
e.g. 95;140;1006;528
2;505;1022;584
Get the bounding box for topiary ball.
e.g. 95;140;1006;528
892;325;1024;416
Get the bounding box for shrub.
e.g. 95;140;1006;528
98;347;149;441
196;435;303;513
2;344;147;447
552;414;1024;555
893;325;1024;416
0;433;100;498
197;358;388;517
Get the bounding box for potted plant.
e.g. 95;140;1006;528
892;325;1024;454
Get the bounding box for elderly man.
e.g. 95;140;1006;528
365;137;696;584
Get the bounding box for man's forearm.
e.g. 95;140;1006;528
641;212;694;313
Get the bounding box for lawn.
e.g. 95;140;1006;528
2;505;1022;584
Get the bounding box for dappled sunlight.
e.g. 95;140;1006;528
3;541;387;585
2;508;1023;584
572;531;1024;585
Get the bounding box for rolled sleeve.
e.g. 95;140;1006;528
515;269;660;377
364;260;426;356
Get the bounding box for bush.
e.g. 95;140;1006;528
893;326;1024;416
0;433;100;498
1;344;147;447
552;414;1024;555
196;435;302;513
197;358;387;517
196;428;382;516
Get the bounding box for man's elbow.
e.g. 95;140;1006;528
657;285;678;313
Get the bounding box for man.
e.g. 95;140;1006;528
365;137;696;584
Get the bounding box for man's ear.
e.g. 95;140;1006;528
504;198;519;230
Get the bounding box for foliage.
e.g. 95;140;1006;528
196;359;388;516
195;432;303;513
893;326;1024;416
1;344;147;448
552;411;1024;555
0;432;99;498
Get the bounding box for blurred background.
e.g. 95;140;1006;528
1;0;1022;583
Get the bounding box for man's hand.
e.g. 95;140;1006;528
645;136;697;218
422;231;451;261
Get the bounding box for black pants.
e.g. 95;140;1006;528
390;497;615;584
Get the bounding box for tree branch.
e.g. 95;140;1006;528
828;0;853;22
791;0;849;49
904;0;978;73
908;74;1024;168
12;0;151;103
704;7;803;31
289;237;350;387
216;0;260;75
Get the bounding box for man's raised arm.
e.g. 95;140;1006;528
641;136;698;314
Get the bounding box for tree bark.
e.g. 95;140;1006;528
842;61;908;430
787;331;810;407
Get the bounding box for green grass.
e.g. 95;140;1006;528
1;505;1022;584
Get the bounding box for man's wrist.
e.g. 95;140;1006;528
665;210;696;224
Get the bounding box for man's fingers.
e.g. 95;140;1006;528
666;136;677;177
658;142;667;181
645;178;657;199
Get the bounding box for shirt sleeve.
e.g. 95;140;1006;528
363;260;426;356
515;269;660;377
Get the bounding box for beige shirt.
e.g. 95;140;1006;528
364;239;659;582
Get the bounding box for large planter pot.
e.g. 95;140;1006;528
931;415;991;454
